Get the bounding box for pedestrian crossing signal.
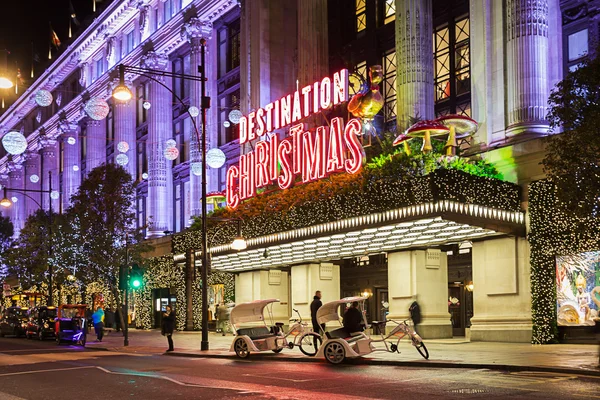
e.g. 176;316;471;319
130;264;143;289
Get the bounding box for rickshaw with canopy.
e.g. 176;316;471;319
315;296;429;364
55;304;87;347
229;299;322;358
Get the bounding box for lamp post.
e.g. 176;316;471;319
113;48;211;349
1;171;55;305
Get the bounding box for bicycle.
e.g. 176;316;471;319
274;308;322;356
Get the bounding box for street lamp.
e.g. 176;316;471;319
0;171;56;305
0;76;13;89
113;42;212;350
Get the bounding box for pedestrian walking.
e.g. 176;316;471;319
91;306;105;342
162;305;175;352
310;290;325;334
409;299;422;337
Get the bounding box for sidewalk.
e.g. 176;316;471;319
87;329;600;376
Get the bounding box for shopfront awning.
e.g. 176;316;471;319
191;200;524;272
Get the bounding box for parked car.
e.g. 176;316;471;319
0;307;29;338
26;306;57;340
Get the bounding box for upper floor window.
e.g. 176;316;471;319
125;31;135;55
434;16;471;117
136;83;149;126
356;0;367;32
382;50;397;122
152;7;158;33
567;28;588;72
217;18;240;78
349;61;367;96
95;58;104;80
384;0;395;25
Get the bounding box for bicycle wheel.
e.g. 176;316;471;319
415;341;429;359
299;332;322;356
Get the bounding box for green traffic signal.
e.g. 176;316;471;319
132;278;141;288
130;264;143;289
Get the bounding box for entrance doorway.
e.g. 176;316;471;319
152;288;176;329
447;247;473;337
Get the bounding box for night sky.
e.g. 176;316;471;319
0;0;111;113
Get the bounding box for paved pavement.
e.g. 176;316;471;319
88;328;600;376
1;337;600;399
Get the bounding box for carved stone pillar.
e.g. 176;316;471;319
23;152;41;217
142;51;173;238
60;122;81;209
395;0;434;130
113;88;137;179
85;118;106;173
40;138;59;212
183;18;212;219
505;0;550;136
297;0;328;86
7;162;25;236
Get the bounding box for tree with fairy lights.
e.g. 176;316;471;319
0;215;13;279
546;44;600;220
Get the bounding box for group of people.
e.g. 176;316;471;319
310;290;364;335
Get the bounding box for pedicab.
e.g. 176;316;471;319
229;299;322;359
315;296;429;364
55;304;87;347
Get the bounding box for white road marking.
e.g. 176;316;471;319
0;365;95;377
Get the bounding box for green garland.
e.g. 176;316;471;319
529;180;600;344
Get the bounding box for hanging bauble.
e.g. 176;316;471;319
165;139;177;149
143;101;151;110
84;97;110;120
115;153;129;166
142;172;149;180
29;174;40;183
117;141;129;153
206;148;226;169
164;146;179;161
72;165;79;172
2;131;28;155
50;191;60;200
188;106;200;118
191;162;202;176
11;197;18;203
67;136;76;145
35;90;53;107
223;121;231;128
228;110;242;124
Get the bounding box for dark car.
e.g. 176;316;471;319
26;306;57;340
0;307;30;338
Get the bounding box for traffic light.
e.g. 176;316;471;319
118;265;128;290
130;264;143;289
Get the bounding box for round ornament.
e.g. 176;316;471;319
29;174;40;183
35;90;53;107
142;172;149;180
2;131;28;155
117;141;129;153
165;139;177;149
228;110;242;124
164;146;179;161
188;106;200;118
73;165;79;172
143;101;151;110
84;97;110;121
11;197;17;203
206;148;226;169
67;136;76;145
191;162;202;176
50;191;60;200
223;121;231;128
116;153;129;166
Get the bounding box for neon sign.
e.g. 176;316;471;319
226;69;364;209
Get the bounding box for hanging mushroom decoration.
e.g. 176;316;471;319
394;120;450;154
435;114;479;156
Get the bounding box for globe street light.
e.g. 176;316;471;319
0;76;14;89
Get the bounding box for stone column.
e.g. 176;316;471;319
23;152;42;217
395;0;434;130
60;123;81;209
387;249;452;339
7;162;25;236
505;0;550;137
113;90;137;179
297;0;328;86
142;51;173;238
289;263;339;324
85;118;106;173
183;18;212;218
40;138;59;212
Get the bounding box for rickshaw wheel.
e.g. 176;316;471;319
272;348;283;353
234;338;250;358
299;333;322;357
324;341;345;364
415;342;429;360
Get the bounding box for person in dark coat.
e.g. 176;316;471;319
343;301;363;334
310;291;324;334
409;300;422;337
161;305;175;352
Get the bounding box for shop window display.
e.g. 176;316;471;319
556;251;600;326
